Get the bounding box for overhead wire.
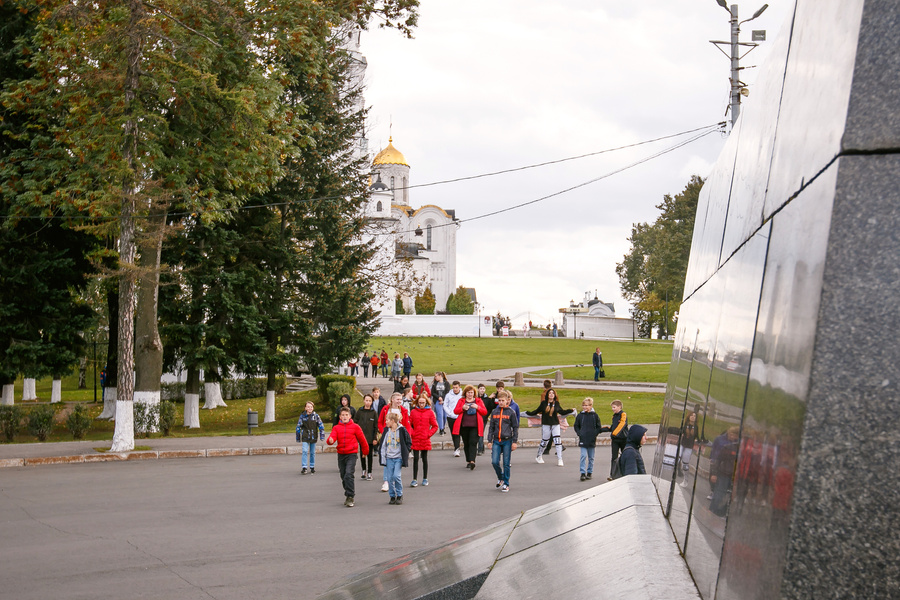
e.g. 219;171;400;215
1;122;724;224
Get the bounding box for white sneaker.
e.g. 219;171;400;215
535;456;544;464
558;459;564;467
381;481;389;492
454;449;460;457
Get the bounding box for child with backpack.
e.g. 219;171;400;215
296;401;324;474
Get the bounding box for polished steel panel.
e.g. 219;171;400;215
714;167;835;600
765;0;864;215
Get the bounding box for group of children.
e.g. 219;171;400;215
297;382;647;507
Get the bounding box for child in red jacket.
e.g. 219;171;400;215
327;407;369;508
408;393;438;487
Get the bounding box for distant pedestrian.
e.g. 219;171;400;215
326;407;369;507
486;390;519;493
408;393;438;487
444;381;464;456
574;397;608;481
361;352;372;377
380;349;390;378
377;411;411;505
452;385;487;471
431;372;448;435
592;348;603;381
608;400;629;480
526;388;573;467
348;358;358;377
617;425;647;476
296;401;325;474
391;352;402;382
353;394;379;481
402;352;413;378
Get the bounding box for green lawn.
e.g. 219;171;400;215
367;337;673;379
3;337;671;444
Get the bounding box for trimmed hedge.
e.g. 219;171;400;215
315;374;356;410
160;376;286;402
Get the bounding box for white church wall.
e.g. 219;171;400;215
563;316;636;339
375;315;485;337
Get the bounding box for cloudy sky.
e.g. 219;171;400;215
361;0;792;327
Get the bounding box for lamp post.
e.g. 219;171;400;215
630;308;637;343
711;1;768;127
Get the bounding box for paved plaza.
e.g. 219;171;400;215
1;434;656;599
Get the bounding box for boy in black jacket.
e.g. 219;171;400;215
574;397;608;481
486;390;519;492
608;400;629;480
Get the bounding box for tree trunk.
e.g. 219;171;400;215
1;384;13;406
133;206;166;433
264;366;277;423
98;287;119;420
202;368;226;409
22;378;37;401
78;357;86;389
109;0;145;453
50;378;62;403
183;365;200;428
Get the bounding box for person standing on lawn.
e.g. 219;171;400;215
326;407;369;508
592;348;604;381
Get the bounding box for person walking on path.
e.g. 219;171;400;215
377;411;411;505
296;401;325;475
353;394;379;481
452;385;488;470
526;388;574;467
486;390;519;492
476;383;495;456
391;353;403;384
380;349;390;378
592;348;604;381
617;425;648;476
326;407;369;508
332;394;356;426
369;352;379;378
402;352;413;378
431;372;448;435
411;373;431;399
408;394;438;487
608;400;629;480
378;392;410;492
444;381;464;456
361;352;371;377
574;397;608;481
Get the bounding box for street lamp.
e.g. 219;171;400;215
711;2;768;127
630;308;637;342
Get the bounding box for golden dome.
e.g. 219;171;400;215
372;137;409;166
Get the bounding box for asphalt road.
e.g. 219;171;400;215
0;444;656;600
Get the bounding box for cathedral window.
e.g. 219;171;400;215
390;176;396;201
427;224;433;250
377;201;383;212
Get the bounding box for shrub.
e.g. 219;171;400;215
158;400;177;436
0;405;23;442
27;404;55;441
315;374;355;409
133;401;158;438
66;403;92;440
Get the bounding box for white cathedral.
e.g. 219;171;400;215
342;26;464;331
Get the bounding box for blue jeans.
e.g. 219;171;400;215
491;439;513;485
384;457;403;498
594;366;601;380
301;442;316;468
434;404;446;430
580;446;595;474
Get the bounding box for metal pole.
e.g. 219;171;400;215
729;4;741;127
92;338;97;403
